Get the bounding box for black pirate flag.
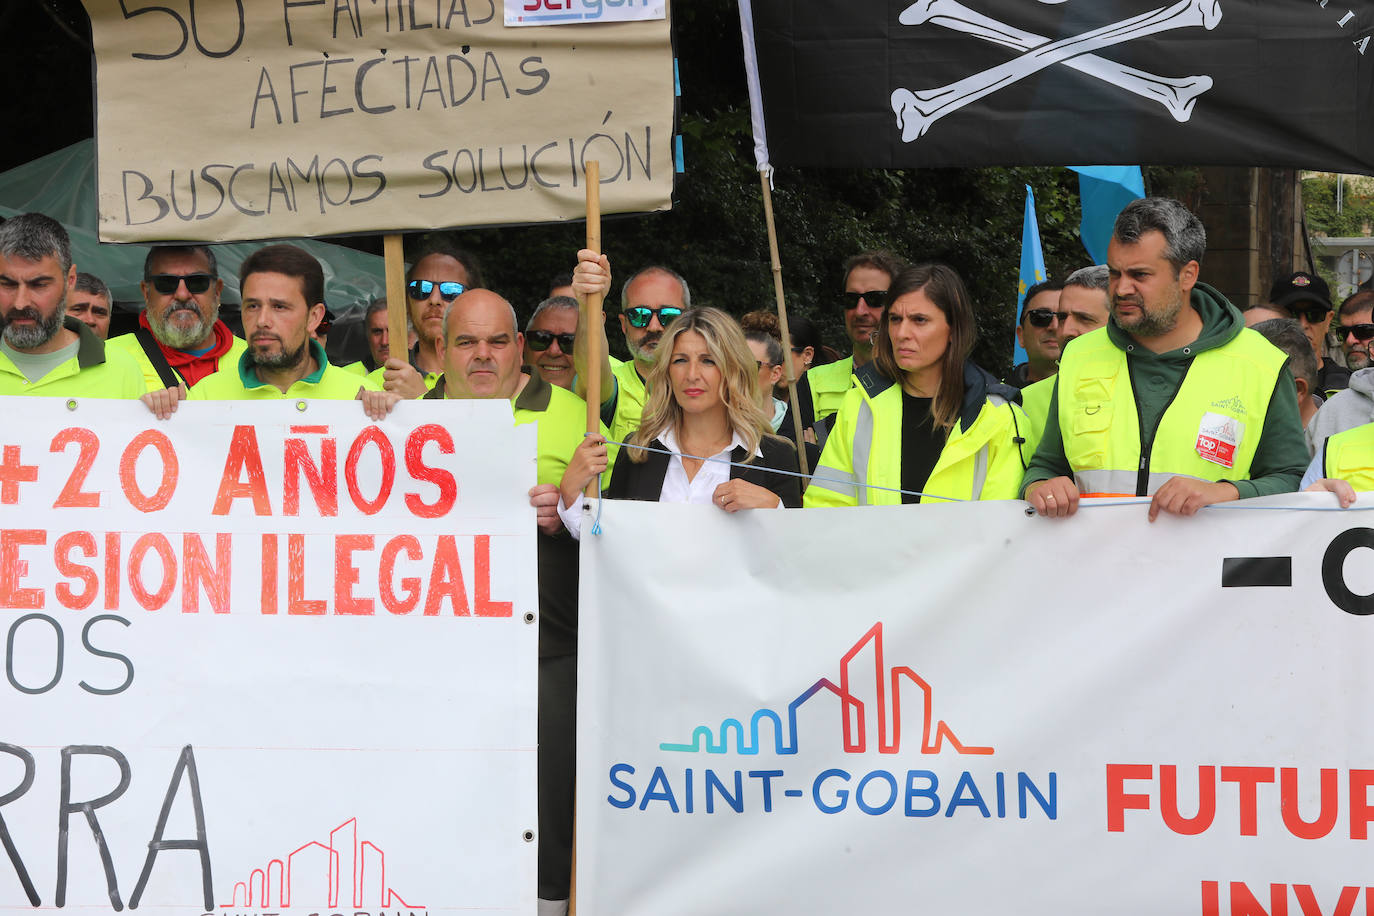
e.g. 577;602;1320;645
742;0;1374;172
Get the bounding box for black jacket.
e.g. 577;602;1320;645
606;435;803;507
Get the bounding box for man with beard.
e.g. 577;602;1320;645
371;245;482;397
1306;291;1374;446
569;253;690;444
1022;198;1308;520
422;288;603;916
522;295;578;390
0;212;144;397
188;245;386;404
108;245;247;408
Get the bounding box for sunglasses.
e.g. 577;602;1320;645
149;273;214;295
1289;304;1331;324
407;279;466;302
624;306;683;329
527;329;575;352
841;290;888;310
1341;322;1374;343
1025;308;1069;329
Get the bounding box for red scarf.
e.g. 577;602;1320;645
138;312;235;388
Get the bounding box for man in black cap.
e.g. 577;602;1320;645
1269;271;1349;397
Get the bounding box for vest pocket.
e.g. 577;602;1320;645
1068;400;1113;470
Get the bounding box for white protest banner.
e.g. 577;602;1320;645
578;497;1374;914
0;398;537;914
505;1;667;27
81;0;674;243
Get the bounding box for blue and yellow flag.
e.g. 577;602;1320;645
1014;184;1046;367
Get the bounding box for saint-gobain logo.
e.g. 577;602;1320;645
505;0;666;26
658;622;995;757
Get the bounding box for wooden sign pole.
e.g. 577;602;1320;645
582;160;604;498
383;233;408;372
760;171;810;475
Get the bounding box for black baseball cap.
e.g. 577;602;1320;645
1268;271;1332;312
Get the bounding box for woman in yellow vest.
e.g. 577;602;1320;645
804;264;1031;506
1303;420;1374;507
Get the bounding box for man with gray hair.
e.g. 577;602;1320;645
1023;197;1308;520
69;271;114;339
522;295;579;390
0;212;144;397
1019;265;1111;451
569;250;690;443
107;243;246;396
1250;317;1322;455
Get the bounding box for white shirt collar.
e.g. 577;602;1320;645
657;424;761;459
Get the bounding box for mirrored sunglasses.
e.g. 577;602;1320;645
625;306;683;329
149;273;214;295
407;279;466;302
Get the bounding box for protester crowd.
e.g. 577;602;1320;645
2;198;1373;914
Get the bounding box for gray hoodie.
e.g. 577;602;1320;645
1309;367;1374;451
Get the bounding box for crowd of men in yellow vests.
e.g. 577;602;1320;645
2;198;1372;913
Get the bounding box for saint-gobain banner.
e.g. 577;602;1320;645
0;399;538;914
745;1;1374;172
578;497;1374;914
81;0;674;243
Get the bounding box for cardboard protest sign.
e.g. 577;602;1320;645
81;0;674;242
0;398;538;913
579;496;1374;914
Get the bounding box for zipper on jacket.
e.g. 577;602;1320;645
1128;356;1195;496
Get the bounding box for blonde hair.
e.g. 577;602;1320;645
629;307;778;463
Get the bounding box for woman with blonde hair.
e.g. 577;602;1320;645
559;307;801;531
804;264;1030;507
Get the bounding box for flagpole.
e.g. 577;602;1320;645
760;172;810;474
739;0;809;474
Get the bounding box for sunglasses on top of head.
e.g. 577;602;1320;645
526;329;576;352
407;279;466;302
841;290;888;311
149;273;214;295
624;306;683;329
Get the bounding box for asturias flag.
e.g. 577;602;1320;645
1015;184;1047;366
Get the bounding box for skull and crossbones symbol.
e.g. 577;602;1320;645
891;0;1224;141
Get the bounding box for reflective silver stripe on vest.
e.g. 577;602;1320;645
853;400;876;507
970;444;989;500
808;464;858;500
1074;469;1208;495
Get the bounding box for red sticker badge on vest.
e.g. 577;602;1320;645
1195;411;1244;469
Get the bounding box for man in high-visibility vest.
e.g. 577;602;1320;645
107;244;247;409
0;212;144;398
423;287;600;916
1022;198;1309;521
788;250;908;441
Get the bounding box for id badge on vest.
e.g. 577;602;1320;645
1195;411;1244;469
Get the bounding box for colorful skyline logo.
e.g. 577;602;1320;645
660;622;994;756
220;816;422;910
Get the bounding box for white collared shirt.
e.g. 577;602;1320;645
557;426;764;539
